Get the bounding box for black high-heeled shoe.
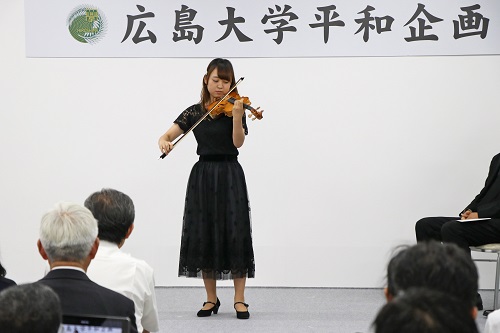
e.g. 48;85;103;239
234;301;250;319
197;298;220;317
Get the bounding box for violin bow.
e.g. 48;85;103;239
159;77;244;159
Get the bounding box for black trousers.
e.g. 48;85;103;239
415;216;500;253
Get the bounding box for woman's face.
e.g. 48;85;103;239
205;68;231;101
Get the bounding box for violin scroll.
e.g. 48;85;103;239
247;105;263;121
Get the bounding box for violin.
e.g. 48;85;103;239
207;91;264;121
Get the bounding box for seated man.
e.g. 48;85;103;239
415;152;500;252
85;188;159;333
415;152;500;309
384;241;478;318
0;283;62;333
373;287;478;333
36;202;138;333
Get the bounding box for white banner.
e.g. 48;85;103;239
25;0;500;57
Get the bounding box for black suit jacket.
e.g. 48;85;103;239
38;269;138;333
464;153;500;218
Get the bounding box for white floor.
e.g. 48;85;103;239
154;287;491;332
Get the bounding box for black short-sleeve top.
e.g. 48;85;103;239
174;104;248;156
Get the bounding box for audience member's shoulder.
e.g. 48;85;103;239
125;254;155;283
117;250;154;276
122;248;154;271
486;308;500;324
89;279;135;305
485;310;500;333
131;255;154;273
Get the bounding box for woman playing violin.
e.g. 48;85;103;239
158;58;255;320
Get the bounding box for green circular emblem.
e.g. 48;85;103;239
67;5;107;44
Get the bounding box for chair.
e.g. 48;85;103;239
470;244;500;315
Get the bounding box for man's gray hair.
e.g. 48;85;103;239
39;202;98;262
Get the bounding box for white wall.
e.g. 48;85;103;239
2;1;500;289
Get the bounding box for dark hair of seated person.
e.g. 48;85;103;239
0;261;16;292
385;241;478;308
0;283;62;333
373;287;478;333
0;262;7;277
84;188;135;245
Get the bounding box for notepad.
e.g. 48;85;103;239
457;218;491;223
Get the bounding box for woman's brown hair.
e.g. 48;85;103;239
200;58;237;109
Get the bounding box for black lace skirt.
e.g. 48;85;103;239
178;156;255;280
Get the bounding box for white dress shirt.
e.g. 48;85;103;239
87;240;159;332
485;309;500;333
